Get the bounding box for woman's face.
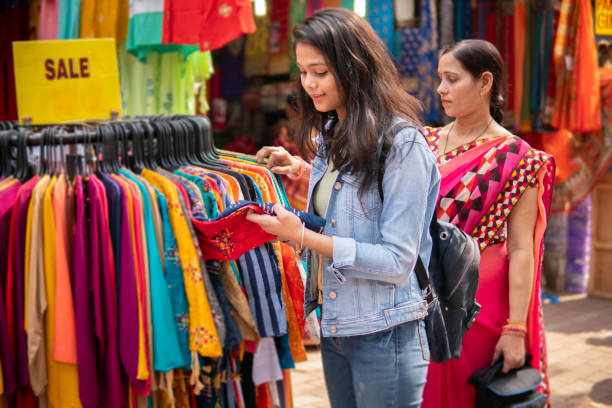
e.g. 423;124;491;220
296;42;346;118
436;53;487;118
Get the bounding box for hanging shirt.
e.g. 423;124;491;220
141;169;223;358
89;175;125;407
52;175;78;365
109;175;145;390
112;175;150;389
73;175;100;408
79;0;129;41
121;170;184;372
154;189;191;368
42;176;82;407
26;175;51;397
161;171;227;351
0;179;21;397
8;176;38;390
57;0;82;39
39;0;59;39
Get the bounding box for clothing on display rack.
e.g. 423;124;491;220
0;115;313;408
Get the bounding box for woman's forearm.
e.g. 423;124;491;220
507;247;534;324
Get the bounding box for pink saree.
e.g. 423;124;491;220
421;128;556;408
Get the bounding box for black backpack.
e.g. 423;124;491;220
375;123;481;362
415;216;481;363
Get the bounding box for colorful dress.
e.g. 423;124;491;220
421;127;555;407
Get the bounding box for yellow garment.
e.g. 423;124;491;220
110;175;150;382
141;170;222;358
42;177;82;407
128;178;156;391
0;177;16;189
79;0;129;41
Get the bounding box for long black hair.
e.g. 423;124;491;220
292;7;422;196
440;39;505;123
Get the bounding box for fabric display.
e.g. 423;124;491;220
0;116;312;407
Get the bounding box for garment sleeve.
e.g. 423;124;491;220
329;129;440;285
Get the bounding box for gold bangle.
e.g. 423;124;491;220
506;319;527;327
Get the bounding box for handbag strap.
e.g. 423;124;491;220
415;256;435;304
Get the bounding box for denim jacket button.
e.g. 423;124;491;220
330;219;336;227
330;326;337;334
329;291;337;299
334;181;342;190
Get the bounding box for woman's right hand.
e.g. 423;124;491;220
255;146;303;176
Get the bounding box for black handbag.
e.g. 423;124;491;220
468;356;547;408
414;217;482;363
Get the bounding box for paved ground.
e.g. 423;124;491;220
291;295;612;408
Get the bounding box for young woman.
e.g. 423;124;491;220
420;39;555;407
247;8;440;408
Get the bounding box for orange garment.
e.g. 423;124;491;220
572;0;601;132
124;177;157;395
277;244;306;363
79;0;129;41
52;175;78;364
42;177;82;407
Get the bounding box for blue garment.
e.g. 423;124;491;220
305;121;440;337
155;190;191;368
121;171;184;371
205;260;242;349
321;320;429;407
57;0;81;39
366;0;395;57
174;169;220;218
237;245;287;337
396;0;440;123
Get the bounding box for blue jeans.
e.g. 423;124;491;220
321;320;429;408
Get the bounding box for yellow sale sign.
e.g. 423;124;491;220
12;39;122;124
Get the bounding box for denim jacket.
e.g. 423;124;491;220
304;123;441;337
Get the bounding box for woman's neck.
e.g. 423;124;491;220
452;106;493;139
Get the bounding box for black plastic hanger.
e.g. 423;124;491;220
15;129;30;181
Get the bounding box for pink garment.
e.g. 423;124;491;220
39;0;60;40
422;129;555;408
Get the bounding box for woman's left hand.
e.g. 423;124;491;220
492;334;526;373
245;203;303;243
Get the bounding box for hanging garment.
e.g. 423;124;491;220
43;176;82;407
0;180;21;397
141;169;223;358
191;201;325;261
6;177;38;391
89;175;125;407
26;175;51;398
396;0;440;123
57;0;82;39
73;175;100;408
79;0;129;41
366;0;395;55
